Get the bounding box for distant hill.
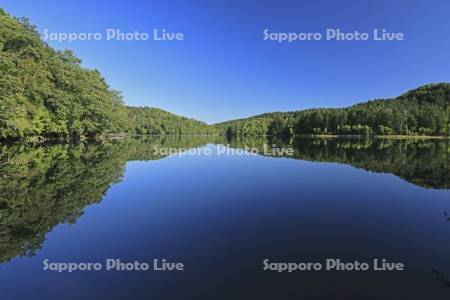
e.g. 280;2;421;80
125;106;214;135
214;83;450;137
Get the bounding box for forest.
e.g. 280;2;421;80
0;9;211;141
216;83;450;138
1;8;449;142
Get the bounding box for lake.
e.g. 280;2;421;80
1;136;450;299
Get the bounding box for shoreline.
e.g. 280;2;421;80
1;133;449;146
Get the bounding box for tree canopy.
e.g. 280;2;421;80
0;9;212;141
215;83;450;137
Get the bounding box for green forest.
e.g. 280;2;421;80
1;8;449;142
0;9;211;141
216;83;450;138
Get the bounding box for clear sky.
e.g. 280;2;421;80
2;0;449;123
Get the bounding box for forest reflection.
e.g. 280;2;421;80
227;136;450;189
0;136;449;263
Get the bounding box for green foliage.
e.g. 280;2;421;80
0;10;213;141
0;10;129;140
214;83;450;137
125;106;214;135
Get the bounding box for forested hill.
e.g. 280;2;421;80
214;83;450;137
125;107;215;135
0;9;211;141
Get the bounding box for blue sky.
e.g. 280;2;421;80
2;0;449;123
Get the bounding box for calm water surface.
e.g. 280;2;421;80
0;137;450;299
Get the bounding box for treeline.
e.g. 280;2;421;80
215;83;450;137
0;9;211;141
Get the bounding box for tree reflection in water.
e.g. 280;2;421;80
0;136;449;264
